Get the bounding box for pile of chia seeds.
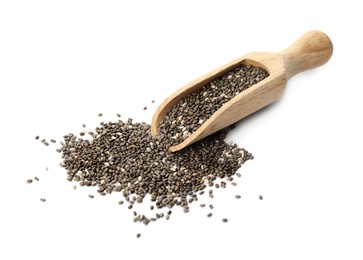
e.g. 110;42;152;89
58;120;251;224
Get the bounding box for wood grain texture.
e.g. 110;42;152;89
151;30;333;152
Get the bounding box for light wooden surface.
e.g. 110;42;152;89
151;30;333;152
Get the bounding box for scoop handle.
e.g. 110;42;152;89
280;30;333;79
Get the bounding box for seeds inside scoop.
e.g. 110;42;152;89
158;64;269;146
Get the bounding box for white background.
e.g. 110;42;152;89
1;1;362;259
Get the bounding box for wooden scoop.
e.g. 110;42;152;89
151;30;333;152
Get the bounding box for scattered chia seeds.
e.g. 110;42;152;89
235;195;241;199
88;194;94;199
259;195;263;200
34;176;39;181
40;198;46;202
207;213;213;217
73;185;77;190
222;218;228;223
35;135;39;140
26;179;33;184
98;113;103;117
58;120;252;217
